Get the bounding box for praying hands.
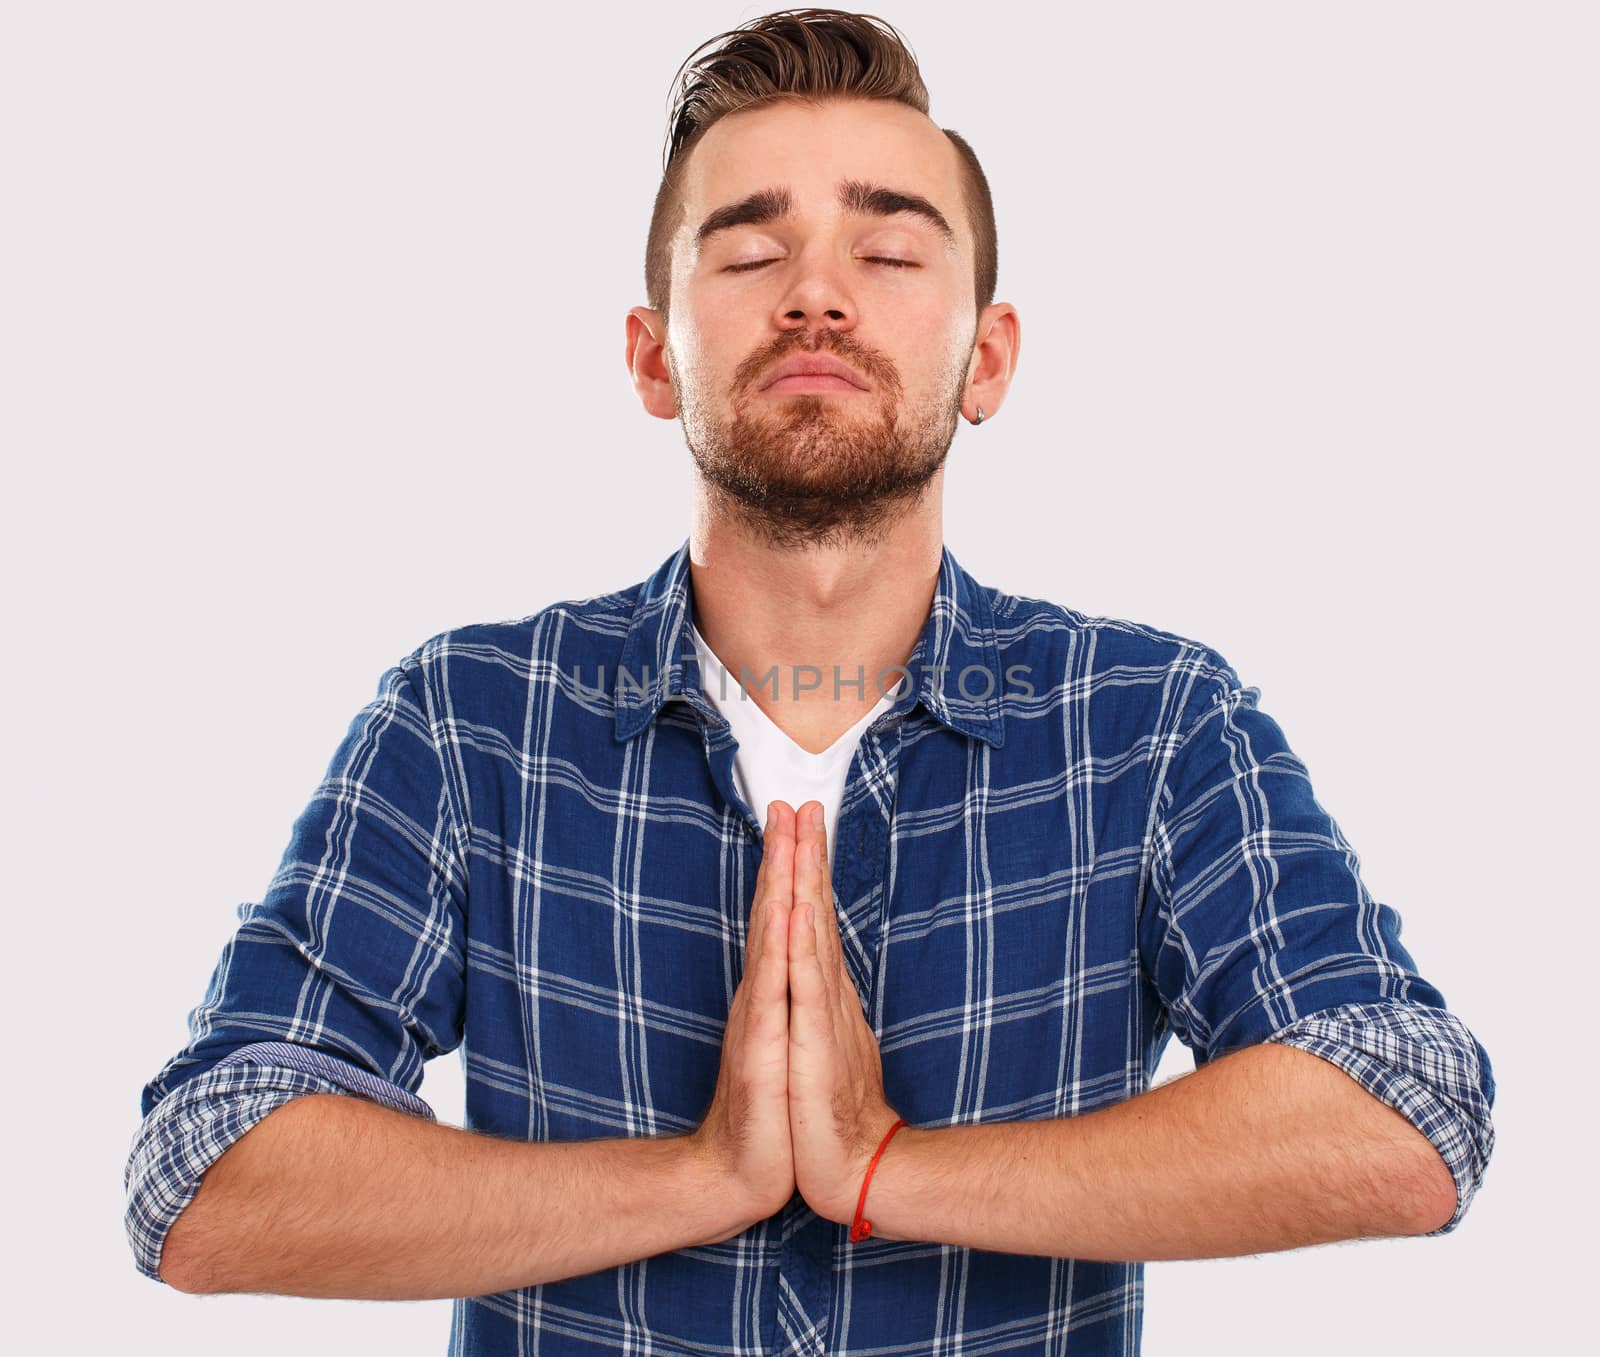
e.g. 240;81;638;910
689;799;907;1232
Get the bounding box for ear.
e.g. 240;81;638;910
626;306;678;421
963;302;1021;424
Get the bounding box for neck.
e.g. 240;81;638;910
686;471;943;754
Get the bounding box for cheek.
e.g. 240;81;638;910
665;313;705;378
675;306;768;391
887;294;971;377
900;333;972;399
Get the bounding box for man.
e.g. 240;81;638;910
124;8;1495;1353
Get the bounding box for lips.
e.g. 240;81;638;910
760;353;868;391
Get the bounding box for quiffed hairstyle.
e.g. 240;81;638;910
644;7;997;328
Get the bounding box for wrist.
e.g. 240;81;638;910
832;1120;921;1235
827;1115;912;1231
680;1131;771;1241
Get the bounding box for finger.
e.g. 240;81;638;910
744;803;774;973
751;828;794;1033
796;802;847;995
749;800;795;979
747;800;795;966
764;800;796;914
752;810;795;1058
789;818;838;1021
809;818;867;1028
812;856;856;1024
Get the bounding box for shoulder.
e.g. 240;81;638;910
395;579;646;706
984;581;1239;698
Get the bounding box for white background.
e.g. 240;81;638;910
5;1;1593;1352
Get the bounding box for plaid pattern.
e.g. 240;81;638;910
126;537;1495;1352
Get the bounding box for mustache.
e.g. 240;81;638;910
735;333;896;394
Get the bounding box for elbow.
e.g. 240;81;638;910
157;1225;210;1294
158;1245;205;1294
127;1163;223;1293
1401;1148;1461;1237
157;1188;226;1294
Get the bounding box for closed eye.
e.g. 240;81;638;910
723;257;920;274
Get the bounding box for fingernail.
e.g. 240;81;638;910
810;803;823;830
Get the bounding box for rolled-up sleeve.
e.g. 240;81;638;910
1264;1000;1494;1235
1140;650;1496;1233
123;1046;436;1283
125;654;468;1284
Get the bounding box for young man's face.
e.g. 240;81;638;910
657;96;983;547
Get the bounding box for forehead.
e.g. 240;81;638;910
678;97;966;243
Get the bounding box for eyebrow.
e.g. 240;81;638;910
693;178;958;253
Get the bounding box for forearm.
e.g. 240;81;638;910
162;1093;751;1298
852;1042;1453;1261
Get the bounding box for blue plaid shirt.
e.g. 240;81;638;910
125;537;1495;1353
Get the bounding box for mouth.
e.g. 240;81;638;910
759;354;870;393
762;373;869;394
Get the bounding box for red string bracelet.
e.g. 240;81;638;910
849;1118;908;1243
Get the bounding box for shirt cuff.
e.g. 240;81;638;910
124;1044;435;1285
212;1041;435;1120
1264;999;1495;1236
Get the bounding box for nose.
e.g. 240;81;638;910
773;261;857;339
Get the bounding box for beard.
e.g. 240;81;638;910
673;332;968;552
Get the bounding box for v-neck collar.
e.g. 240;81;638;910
688;619;901;762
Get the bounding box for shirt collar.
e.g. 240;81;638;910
613;536;1006;749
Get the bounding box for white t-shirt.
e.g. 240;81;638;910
688;619;903;852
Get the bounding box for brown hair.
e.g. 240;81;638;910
644;7;997;329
